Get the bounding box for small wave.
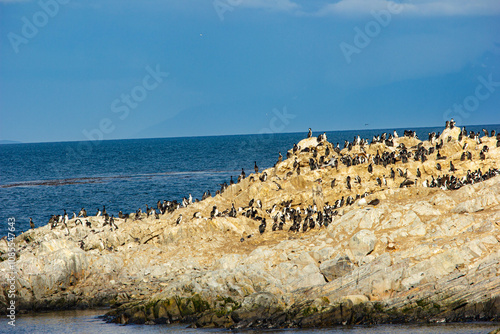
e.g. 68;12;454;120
0;170;237;189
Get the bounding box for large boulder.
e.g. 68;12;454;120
319;255;354;281
348;230;377;261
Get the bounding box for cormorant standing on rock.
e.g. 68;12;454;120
259;219;266;234
307;128;312;138
63;210;68;227
241;168;246;179
416;168;421;178
29;217;35;229
229;204;237;218
368;163;373;173
254;161;259;174
110;215;118;229
302;219;308;232
278;152;283;163
176;214;182;225
210;206;218;218
272;219;278;231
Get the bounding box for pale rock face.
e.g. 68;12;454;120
296;137;321;150
335;208;384;234
380;212;402;230
319;255;354;282
289;271;325;290
348;230;377;261
452;192;499;213
430;193;456;210
410;202;441;216
213;254;242;271
401;272;426;290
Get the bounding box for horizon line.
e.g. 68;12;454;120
1;122;500;145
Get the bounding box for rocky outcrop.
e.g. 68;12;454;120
1;125;500;328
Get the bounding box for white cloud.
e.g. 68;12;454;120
311;0;500;17
238;0;300;11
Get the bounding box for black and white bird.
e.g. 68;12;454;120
63;210;69;227
110;215;118;229
175;214;183;225
259;219;266;234
29;217;35;229
210;206;218;218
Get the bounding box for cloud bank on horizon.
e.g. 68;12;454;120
0;0;499;143
213;0;500;16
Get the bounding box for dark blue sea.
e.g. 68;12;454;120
1;125;500;238
1;126;500;332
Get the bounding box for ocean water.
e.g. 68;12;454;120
1;125;499;237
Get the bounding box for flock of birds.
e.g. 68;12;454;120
32;120;499;241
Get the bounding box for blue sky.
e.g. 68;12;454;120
1;0;499;143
